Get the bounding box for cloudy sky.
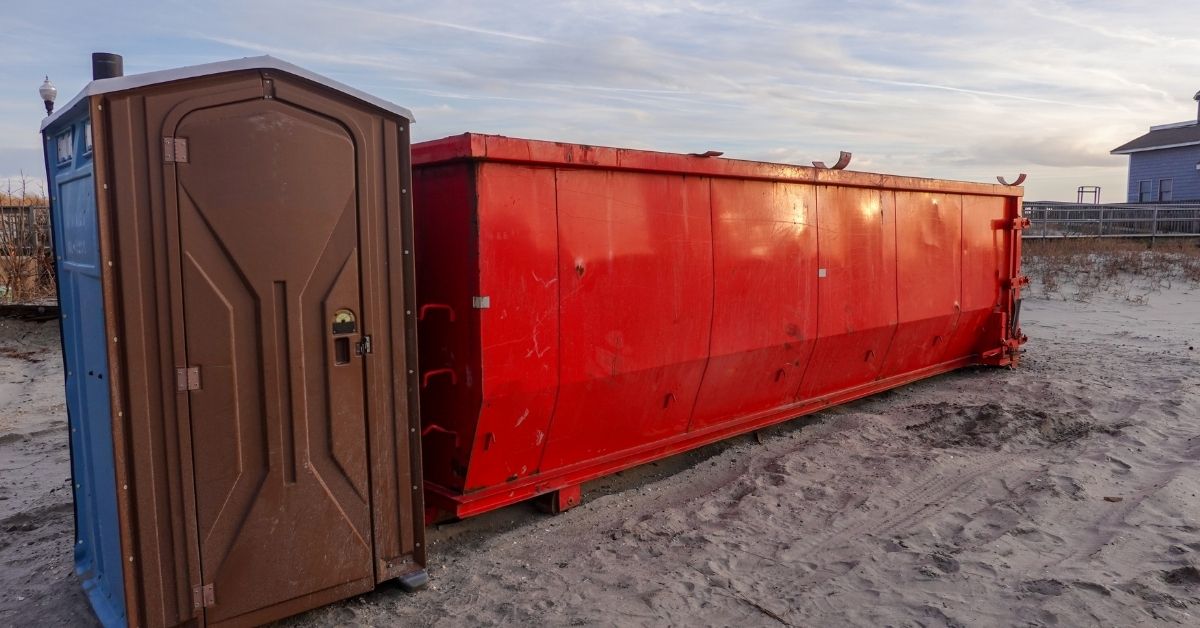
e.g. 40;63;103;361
2;0;1198;201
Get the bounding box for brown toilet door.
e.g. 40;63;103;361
172;95;375;624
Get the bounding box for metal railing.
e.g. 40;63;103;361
1023;202;1200;240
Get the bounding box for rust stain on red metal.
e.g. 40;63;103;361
413;133;1027;521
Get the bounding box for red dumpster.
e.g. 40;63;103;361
413;133;1026;519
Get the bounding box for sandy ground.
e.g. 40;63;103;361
0;318;96;626
1;278;1198;627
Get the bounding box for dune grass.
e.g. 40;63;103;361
1022;237;1200;303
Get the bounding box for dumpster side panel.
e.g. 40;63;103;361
540;170;713;470
798;187;899;399
879;192;963;377
411;134;1025;520
690;179;818;429
942;195;1011;358
462;163;560;490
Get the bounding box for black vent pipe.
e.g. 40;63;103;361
92;53;123;80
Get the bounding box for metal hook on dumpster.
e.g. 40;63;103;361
996;173;1027;186
812;151;852;170
422;424;460;447
422;368;458;388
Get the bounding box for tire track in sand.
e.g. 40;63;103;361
779;450;1019;589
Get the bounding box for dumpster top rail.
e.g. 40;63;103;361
415;133;1026;198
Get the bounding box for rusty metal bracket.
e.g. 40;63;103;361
996;173;1026;186
812;151;852;170
688;150;723;158
992;217;1031;231
1009;298;1023;338
1005;275;1030;289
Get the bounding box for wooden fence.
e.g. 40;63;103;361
0;205;55;303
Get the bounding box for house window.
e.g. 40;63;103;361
83;121;93;154
56;129;73;164
1138;180;1151;202
1158;178;1173;202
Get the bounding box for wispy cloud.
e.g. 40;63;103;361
3;0;1200;201
852;77;1124;111
327;5;562;45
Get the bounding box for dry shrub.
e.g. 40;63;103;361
1;174;55;304
1023;237;1200;302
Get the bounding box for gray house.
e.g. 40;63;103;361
1111;92;1200;202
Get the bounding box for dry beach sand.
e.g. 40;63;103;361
1;272;1198;627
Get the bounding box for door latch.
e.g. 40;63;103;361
356;335;373;356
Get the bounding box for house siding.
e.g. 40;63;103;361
1126;144;1200;202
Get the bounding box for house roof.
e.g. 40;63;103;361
41;55;414;131
1111;121;1200;155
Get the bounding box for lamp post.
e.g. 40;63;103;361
39;76;57;116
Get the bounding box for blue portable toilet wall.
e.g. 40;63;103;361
43;108;127;627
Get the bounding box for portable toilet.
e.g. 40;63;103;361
41;54;426;627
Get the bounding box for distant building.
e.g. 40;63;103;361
1111;91;1200;203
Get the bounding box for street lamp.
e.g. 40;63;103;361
39;76;57;116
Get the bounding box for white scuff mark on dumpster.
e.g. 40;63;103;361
534;430;545;445
529;333;550;359
532;270;557;288
516;408;529;428
525;311;553;359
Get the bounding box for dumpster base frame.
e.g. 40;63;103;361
425;352;994;519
